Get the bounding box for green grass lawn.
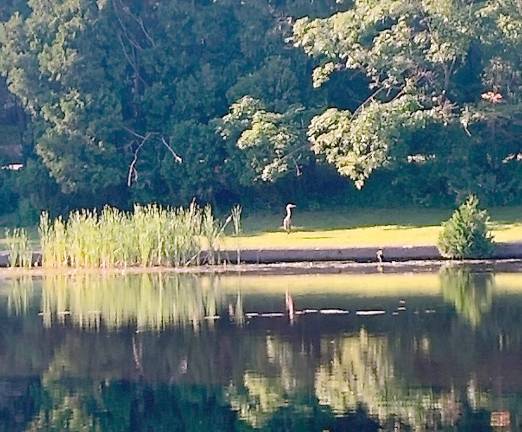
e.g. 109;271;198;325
2;207;522;251
221;206;522;249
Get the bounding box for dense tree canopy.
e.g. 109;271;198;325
0;0;520;218
291;0;522;202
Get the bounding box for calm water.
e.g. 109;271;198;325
0;266;521;431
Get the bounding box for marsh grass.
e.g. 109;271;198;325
231;205;242;264
201;205;232;265
5;228;32;268
38;204;234;269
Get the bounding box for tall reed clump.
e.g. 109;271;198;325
39;204;227;268
39;213;68;267
201;206;221;265
167;202;202;267
231;205;242;265
4;228;32;268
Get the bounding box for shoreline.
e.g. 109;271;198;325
2;242;522;264
1;258;522;279
2;243;522;277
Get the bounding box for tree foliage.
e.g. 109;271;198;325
218;96;312;184
292;0;522;199
0;0;521;213
437;195;494;259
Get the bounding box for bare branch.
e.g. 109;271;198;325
280;143;308;163
116;0;156;48
125;130;183;186
113;0;145;51
138;17;156;47
161;136;183;163
353;86;387;116
117;34;147;86
123;126;147;140
127;132;152;187
292;158;302;176
117;33;137;70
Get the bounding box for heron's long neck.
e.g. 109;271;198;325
286;208;292;218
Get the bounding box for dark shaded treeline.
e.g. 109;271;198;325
0;0;521;222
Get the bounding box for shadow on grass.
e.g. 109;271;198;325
239;221;445;237
239;208;453;235
238;206;522;237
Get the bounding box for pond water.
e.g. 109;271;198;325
0;266;521;431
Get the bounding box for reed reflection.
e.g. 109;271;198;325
13;273;228;330
6;275;34;316
6;267;499;331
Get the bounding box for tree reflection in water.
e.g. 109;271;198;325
440;265;493;327
2;271;522;431
315;328;463;431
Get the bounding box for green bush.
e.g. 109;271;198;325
437;195;494;259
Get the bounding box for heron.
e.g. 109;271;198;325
282;203;296;233
376;248;384;263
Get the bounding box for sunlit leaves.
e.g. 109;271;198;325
293;0;476;93
309;95;441;188
219;96;309;183
291;0;522;197
308;108;351;167
312;62;336;88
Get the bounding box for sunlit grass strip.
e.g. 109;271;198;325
39;204;230;268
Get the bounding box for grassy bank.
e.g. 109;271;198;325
2;207;522;254
221;207;522;249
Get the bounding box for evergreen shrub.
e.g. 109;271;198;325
437;195;494;259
